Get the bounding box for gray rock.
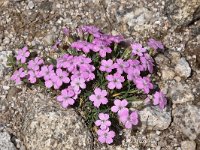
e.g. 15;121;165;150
173;104;200;140
139;106;172;130
0;51;12;78
155;54;170;66
39;1;53;11
0;132;16;150
168;82;194;104
21;94;93;150
0;0;9;7
43;34;56;46
161;67;175;81
164;0;200;26
175;58;191;78
168;51;181;64
28;1;34;9
181;140;196;150
122;7;154;31
3;37;10;45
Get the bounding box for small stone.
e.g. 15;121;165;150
0;132;16;150
175;57;191;78
155;54;170;65
161;67;175;80
139;106;172;130
21;94;93;150
174;76;181;82
156;146;161;150
3;86;10;90
173;104;200;140
3;37;10;45
28;1;34;9
156;131;161;135
43;34;56;46
181;141;196;150
168;82;194;104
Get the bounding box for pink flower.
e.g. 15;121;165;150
80;25;101;37
89;88;108;108
135;77;153;94
52;40;61;50
127;59;142;71
28;57;44;71
144;96;151;105
57;88;76;108
97;129;115;144
62;55;76;72
71;40;93;53
92;44;112;57
27;70;38;83
11;68;26;84
40;65;54;81
140;54;154;73
114;59;129;74
52;68;70;86
16;46;30;63
147;38;164;51
63;27;69;35
131;43;146;57
107;35;124;43
44;72;61;89
111;99;129;115
71;77;86;91
99;59;114;73
106;73;125;89
92;38;111;46
95;113;111;130
119;109;139;129
127;68;140;81
153;91;167;109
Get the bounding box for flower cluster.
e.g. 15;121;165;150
10;25;167;145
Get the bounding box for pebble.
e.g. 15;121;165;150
3;86;10;90
181;140;196;150
3;37;10;44
28;1;35;9
175;57;191;78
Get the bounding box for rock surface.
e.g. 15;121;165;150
0;132;16;150
173;104;200;140
22;108;93;150
139;106;172;130
168;82;194;104
181;140;196;150
175;57;191;78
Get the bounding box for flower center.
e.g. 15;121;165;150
97;95;101;99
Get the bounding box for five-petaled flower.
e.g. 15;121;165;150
89;88;108;108
147;38;164;52
11;68;26;84
153;91;167;109
135;77;153;94
99;59;114;73
119;109;139;129
57;88;76;108
16;46;30;63
106;73;125;89
111;99;129;115
97;129;115;144
95;113;111;130
131;43;146;57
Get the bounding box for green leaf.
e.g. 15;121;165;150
126;96;142;102
47;56;57;65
